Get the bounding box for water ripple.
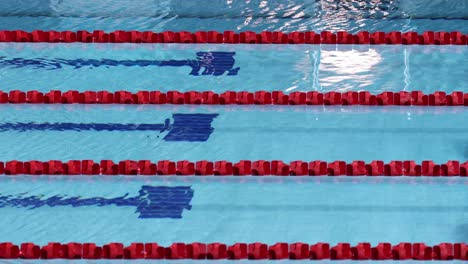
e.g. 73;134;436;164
0;0;466;32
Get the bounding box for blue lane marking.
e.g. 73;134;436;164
0;52;240;76
0;186;194;219
0;113;218;142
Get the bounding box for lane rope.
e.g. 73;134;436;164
1;160;466;176
1;90;467;106
0;30;466;44
0;242;464;260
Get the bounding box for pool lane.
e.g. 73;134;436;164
0;0;467;34
0;105;466;163
0;44;466;94
0;176;467;246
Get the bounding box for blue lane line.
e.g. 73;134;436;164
0;113;219;142
0;52;240;76
0;122;168;132
0;186;194;219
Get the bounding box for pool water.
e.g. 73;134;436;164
0;43;466;93
0;0;467;33
0;0;467;263
0;105;467;162
1;176;467;246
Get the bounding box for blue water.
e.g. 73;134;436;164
0;105;466;162
0;43;466;93
0;0;467;33
0;176;467;246
0;1;467;263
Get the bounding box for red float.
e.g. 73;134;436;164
0;242;463;260
233;160;252;175
227;243;247;259
186;243;206;259
176;160;195;175
20;243;41;259
195;160;214;175
165;243;187;259
41;243;63;259
100;160;119;175
271;160;290;176
61;90;80;103
0;160;466;176
97;91;114;104
252;160;271;176
370;32;386;44
83;243;102;259
166;91;184;104
214;161;233;175
310;243;330;260
24;160;44;175
331;243;351;260
384;161;403;176
371;243;392;260
351;243;371;260
309;160;327;176
64;160;81;175
327;161;346;176
207;243;227;259
268;243;288;259
289;160;308;176
0;90;467;106
413;243;432;260
45;160;64;175
145;243;165;259
0;243;19;258
346;160;367;176
289;92;306;105
289;243;309;259
119;160;139;175
8;90;26;103
247;243;268;259
62;243;83;259
138;160;157;175
454;243;468;260
433;243;454;260
157;160;176;175
81;160;100;175
123;243;144;259
403;160;421;176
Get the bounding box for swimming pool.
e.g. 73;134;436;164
0;0;467;263
0;105;467;162
0;0;467;33
1;175;467;246
0;43;466;93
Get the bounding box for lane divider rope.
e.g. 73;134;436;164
1;90;467;106
0;30;466;45
0;242;465;260
1;160;467;176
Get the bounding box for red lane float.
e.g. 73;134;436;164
0;242;466;260
1;160;467;176
1;90;467;106
0;30;466;44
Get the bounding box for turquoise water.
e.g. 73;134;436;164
0;105;467;162
0;1;467;262
0;0;467;33
1;176;467;245
0;44;466;93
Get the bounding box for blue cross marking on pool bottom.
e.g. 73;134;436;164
0;186;194;219
0;113;219;142
0;52;240;76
